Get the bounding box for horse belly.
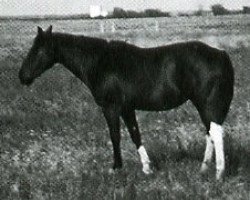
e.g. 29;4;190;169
133;90;185;111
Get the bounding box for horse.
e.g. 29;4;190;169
19;26;234;180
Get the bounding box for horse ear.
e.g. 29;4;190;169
45;25;53;35
37;26;43;35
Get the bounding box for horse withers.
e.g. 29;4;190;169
19;26;234;180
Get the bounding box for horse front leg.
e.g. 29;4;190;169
121;109;152;174
103;106;122;170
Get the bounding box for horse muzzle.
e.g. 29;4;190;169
19;70;34;86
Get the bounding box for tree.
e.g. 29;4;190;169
126;10;143;18
211;4;229;15
112;7;128;18
144;9;170;17
243;6;250;14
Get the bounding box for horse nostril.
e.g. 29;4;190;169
19;69;25;80
19;70;23;80
19;69;33;85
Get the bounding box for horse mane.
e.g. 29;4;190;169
52;32;109;51
52;32;144;53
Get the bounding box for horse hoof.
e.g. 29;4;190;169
143;167;153;175
109;165;123;175
113;162;122;170
108;168;115;174
200;163;209;175
216;170;225;181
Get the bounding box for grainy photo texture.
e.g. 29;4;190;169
1;1;250;199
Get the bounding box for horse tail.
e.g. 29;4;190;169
221;50;234;100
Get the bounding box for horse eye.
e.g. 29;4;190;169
37;49;45;56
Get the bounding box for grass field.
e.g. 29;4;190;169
1;15;250;199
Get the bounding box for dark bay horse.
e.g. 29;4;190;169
19;26;234;180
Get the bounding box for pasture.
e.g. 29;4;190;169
1;15;250;199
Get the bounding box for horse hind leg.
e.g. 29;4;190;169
196;79;232;180
199;113;225;180
200;134;214;174
209;122;225;180
121;109;153;174
198;103;228;180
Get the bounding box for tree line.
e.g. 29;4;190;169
210;4;249;16
109;4;250;18
110;8;170;18
1;4;249;21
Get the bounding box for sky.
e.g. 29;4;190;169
0;0;250;16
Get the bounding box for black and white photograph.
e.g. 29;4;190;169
1;0;250;199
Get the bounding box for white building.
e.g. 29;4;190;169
90;5;108;18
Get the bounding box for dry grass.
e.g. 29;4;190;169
1;15;250;199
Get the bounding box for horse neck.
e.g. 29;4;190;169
53;33;107;86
